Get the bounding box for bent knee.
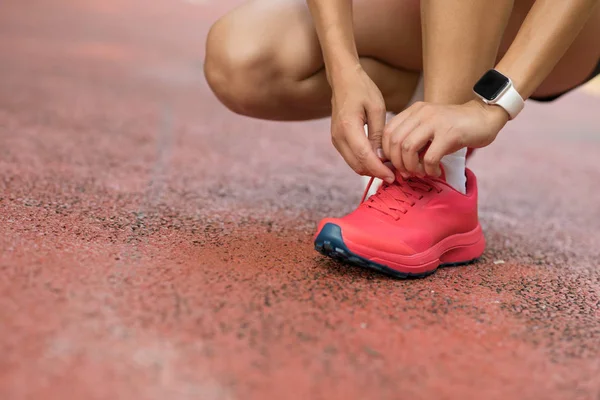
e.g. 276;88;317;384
204;16;281;117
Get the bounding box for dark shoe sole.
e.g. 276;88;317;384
314;223;479;279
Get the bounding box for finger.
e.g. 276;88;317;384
388;115;421;176
385;101;424;134
331;126;363;173
346;127;395;183
382;109;412;162
383;103;424;170
335;139;365;176
422;134;460;177
402;124;433;177
365;102;386;158
333;132;377;178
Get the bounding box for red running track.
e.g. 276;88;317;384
1;1;599;399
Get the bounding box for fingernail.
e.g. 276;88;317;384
400;172;410;179
385;176;395;184
376;148;384;159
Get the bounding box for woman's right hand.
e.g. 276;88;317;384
329;65;395;184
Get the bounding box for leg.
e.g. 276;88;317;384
205;0;600;120
204;0;423;121
419;0;600;192
420;0;516;193
504;0;600;99
422;0;600;103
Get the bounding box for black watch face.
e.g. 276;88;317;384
473;69;510;101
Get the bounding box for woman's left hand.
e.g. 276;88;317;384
381;99;509;178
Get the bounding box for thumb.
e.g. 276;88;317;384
366;103;386;161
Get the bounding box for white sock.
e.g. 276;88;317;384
440;148;467;194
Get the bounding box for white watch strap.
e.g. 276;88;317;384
495;83;524;120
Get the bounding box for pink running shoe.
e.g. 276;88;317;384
314;169;485;278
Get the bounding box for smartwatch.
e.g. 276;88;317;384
473;69;524;120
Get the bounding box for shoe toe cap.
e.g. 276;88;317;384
314;217;416;256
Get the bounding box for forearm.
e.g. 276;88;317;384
496;0;600;99
421;0;514;104
306;0;359;85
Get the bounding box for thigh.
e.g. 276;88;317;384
217;0;600;96
220;0;423;79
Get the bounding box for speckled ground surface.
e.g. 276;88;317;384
1;1;599;399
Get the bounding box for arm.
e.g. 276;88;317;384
497;0;599;98
306;0;359;83
384;0;599;178
421;0;513;105
307;0;395;183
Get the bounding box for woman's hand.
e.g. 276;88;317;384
330;65;395;184
382;100;509;177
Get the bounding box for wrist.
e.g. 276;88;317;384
327;59;362;87
472;68;525;120
495;61;533;100
469;99;510;125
